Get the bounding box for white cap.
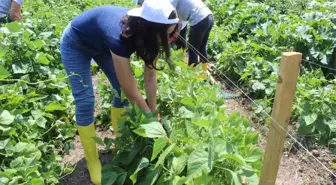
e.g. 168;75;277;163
127;0;179;24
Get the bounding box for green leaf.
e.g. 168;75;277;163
151;138;169;161
45;101;66;112
245;155;262;163
193;120;210;127
172;176;187;185
6;21;22;32
113;144;141;165
102;171;118;185
116;172;127;185
8;177;19;185
133;122;167;138
92;136;104;146
239;167;259;185
187;150;211;180
304;113;318;125
298;123;315;135
39;31;53;38
35;53;50;65
0;66;10;79
12;62;33;74
30;178;44;185
0;110;15;125
155;143;176;168
129;157;149;184
0;138;10;150
138;167;162;185
36;116;47;128
0;172;11;183
252;81;265;91
13;142;28;153
0;43;7;58
212;139;227;158
179;107;194;118
104;137;113;150
10;157;23;168
220;153;245;166
34;40;44;50
24;39;36;50
321;55;328;65
229;170;242;185
326;120;336;133
171;154;188;175
181;97;194;107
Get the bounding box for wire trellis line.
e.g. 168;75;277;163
301;59;336;72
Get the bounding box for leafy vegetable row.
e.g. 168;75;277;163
207;0;336;147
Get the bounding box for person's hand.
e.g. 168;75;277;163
145;98;161;123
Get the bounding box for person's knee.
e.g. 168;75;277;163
74;94;95;126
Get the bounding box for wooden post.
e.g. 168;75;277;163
259;52;302;185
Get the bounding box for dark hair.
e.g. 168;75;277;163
120;11;178;70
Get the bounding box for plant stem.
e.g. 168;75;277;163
41;121;57;137
59;163;77;179
0;73;83;86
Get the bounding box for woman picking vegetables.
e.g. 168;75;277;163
60;0;178;184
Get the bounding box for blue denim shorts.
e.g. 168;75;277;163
60;23;128;126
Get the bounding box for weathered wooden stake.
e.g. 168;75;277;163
259;52;302;185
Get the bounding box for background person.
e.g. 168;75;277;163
170;0;213;74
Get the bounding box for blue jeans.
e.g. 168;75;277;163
60;24;128;126
188;14;214;66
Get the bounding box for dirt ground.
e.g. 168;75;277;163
59;73;336;185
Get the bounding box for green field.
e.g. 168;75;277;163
0;0;335;184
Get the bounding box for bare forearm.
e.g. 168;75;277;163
132;94;151;112
10;13;22;23
122;77;151;112
111;52;150;112
145;76;157;112
10;1;23;23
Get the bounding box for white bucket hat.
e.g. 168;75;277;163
128;0;179;24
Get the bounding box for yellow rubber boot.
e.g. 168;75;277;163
111;107;126;137
77;123;102;185
201;63;208;72
195;63;208;80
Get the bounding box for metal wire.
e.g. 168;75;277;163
301;59;336;72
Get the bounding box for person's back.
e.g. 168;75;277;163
169;0;211;26
71;5;135;57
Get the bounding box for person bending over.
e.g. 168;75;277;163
60;0;178;184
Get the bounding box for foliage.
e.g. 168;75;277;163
0;0;133;184
98;57;263;185
207;0;336;146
